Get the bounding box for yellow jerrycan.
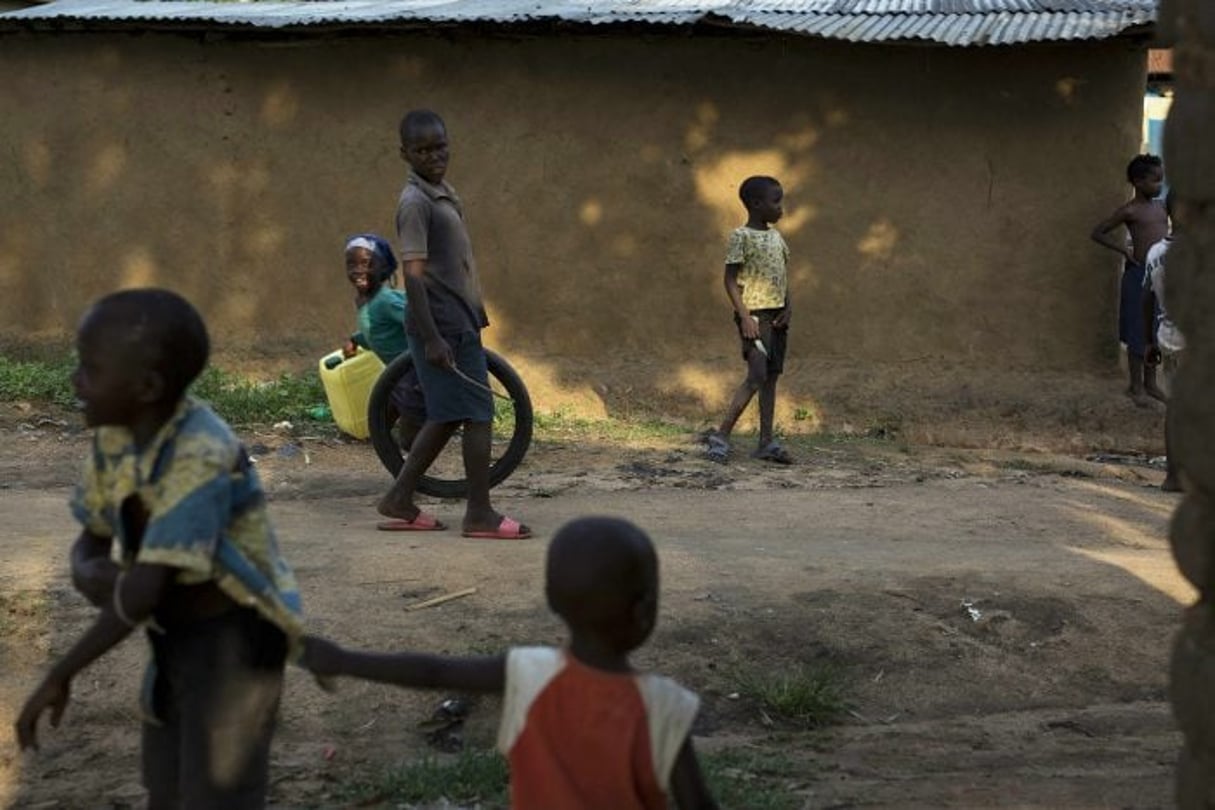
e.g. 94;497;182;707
318;348;385;439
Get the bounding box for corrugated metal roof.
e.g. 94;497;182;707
0;0;1157;46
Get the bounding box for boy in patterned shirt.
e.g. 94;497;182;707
15;289;303;809
301;516;718;810
704;175;793;464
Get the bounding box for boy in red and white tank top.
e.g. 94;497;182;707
301;516;717;810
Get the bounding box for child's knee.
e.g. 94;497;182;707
745;366;768;389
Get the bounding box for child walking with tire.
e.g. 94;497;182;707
704;175;794;465
376;108;530;538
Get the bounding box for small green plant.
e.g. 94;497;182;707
339;749;509;805
337;746;804;809
0;356;77;407
702;748;804;810
0;354;330;427
533;409;687;443
190;367;328;426
734;663;851;728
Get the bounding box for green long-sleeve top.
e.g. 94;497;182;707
351;286;409;365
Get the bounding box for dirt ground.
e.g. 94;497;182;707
0;389;1192;810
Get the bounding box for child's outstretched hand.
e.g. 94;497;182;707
301;635;346;677
15;676;71;751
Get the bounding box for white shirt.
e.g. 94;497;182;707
1143;237;1185;353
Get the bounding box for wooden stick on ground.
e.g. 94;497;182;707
404;587;478;612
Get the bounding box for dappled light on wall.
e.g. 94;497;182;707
686;100;820;238
247;224;287;259
612;233;638;258
693;148;815;235
22;140;51;190
683;100;719;153
85;143;127;197
119;247;159;289
391;55;428;80
1055;76;1086;105
857;219;899;262
260;80;300;128
580;199;603;227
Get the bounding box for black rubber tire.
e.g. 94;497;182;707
367;349;533;499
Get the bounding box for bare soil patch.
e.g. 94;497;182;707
0;394;1186;809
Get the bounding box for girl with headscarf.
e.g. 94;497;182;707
342;233;427;447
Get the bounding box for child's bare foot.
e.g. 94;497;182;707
377;491;422;522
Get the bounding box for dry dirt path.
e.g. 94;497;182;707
0;425;1191;809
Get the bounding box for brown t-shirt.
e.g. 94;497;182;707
395;172;489;336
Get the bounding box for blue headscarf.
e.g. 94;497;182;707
345;233;398;283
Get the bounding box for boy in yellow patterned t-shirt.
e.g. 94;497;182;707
704;176;792;464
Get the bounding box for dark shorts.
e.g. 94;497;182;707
735;308;789;377
411;331;494;424
142;607;287;810
390;347;428;424
1120;260;1147;357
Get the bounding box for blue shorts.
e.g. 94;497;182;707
411;331;494;424
1119;260;1147;357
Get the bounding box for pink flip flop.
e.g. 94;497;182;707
376;512;446;532
462;516;531;540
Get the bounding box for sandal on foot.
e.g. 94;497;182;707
463;516;532;540
377;512;446;531
753;441;793;465
704;432;730;463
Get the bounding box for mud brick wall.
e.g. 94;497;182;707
1161;0;1215;806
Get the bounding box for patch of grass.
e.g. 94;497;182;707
337;746;803;809
703;748;804;810
0;356;77;407
533;408;688;443
0;355;331;428
734;663;851;728
191;367;329;427
339;749;508;806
